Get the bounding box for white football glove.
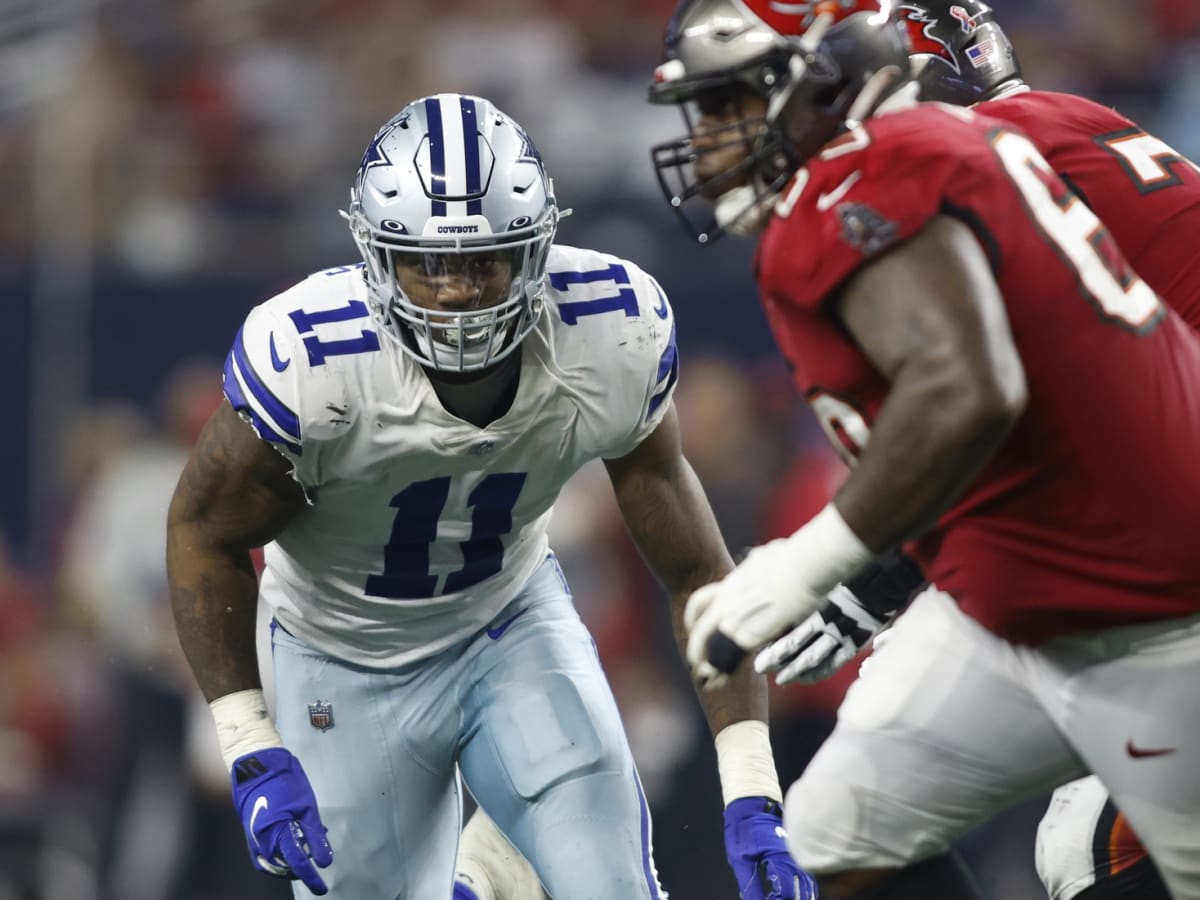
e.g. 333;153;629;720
686;539;824;691
754;551;925;686
684;505;875;691
753;584;888;685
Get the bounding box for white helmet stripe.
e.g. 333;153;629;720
460;96;484;216
437;94;468;217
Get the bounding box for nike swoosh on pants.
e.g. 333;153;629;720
487;608;529;640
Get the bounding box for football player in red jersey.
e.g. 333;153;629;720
648;2;1200;899
904;0;1200;325
749;4;1195;898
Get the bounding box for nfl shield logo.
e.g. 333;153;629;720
308;701;334;731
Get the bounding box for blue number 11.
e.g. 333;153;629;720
364;472;527;599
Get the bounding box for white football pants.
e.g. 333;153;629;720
785;587;1200;900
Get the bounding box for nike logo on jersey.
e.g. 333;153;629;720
249;795;270;843
816;171;862;212
269;333;290;372
1126;740;1176;759
486;608;529;640
652;283;669;319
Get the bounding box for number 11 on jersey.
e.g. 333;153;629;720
364;473;527;599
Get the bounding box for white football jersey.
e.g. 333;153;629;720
223;244;678;668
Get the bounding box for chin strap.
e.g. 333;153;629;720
846;67;915;127
765;12;837;126
714;181;781;238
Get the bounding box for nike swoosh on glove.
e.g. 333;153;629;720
232;748;333;895
755;552;926;685
724;797;818;900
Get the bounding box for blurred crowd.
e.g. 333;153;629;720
3;0;1198;280
3;1;1199;898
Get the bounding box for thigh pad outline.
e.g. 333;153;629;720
482;671;612;800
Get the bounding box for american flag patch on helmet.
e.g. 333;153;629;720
966;38;997;68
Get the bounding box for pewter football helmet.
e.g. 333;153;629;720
899;1;1023;105
649;0;911;243
344;94;559;372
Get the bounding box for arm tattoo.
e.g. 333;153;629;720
168;401;305;702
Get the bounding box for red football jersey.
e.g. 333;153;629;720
982;89;1200;328
756;102;1200;643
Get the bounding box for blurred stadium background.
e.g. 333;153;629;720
1;1;1197;898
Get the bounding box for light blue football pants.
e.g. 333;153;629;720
271;554;663;899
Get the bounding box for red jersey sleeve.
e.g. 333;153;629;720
756;107;998;316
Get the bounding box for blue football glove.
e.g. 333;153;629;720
231;747;334;896
724;797;818;900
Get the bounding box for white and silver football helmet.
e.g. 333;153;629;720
344;94;559;372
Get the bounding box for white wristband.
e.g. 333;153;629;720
715;720;782;806
210;688;284;771
782;502;874;598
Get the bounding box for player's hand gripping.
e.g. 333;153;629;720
755;551;926;685
685;538;825;690
231;747;333;896
684;505;875;690
724;798;818;900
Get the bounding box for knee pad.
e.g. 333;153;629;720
456;808;545;900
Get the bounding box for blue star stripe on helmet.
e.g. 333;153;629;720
517;128;545;174
228;326;302;446
461;95;483;216
424;96;448;217
355;122;397;195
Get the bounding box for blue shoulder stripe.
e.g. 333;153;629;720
223;351;302;455
653;322;678;387
227;326;302;445
647;324;679;420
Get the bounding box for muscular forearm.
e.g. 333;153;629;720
605;407;770;729
668;591;768;732
624;462;766;730
168;525;263;702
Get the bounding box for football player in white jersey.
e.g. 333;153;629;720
167;93;815;900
